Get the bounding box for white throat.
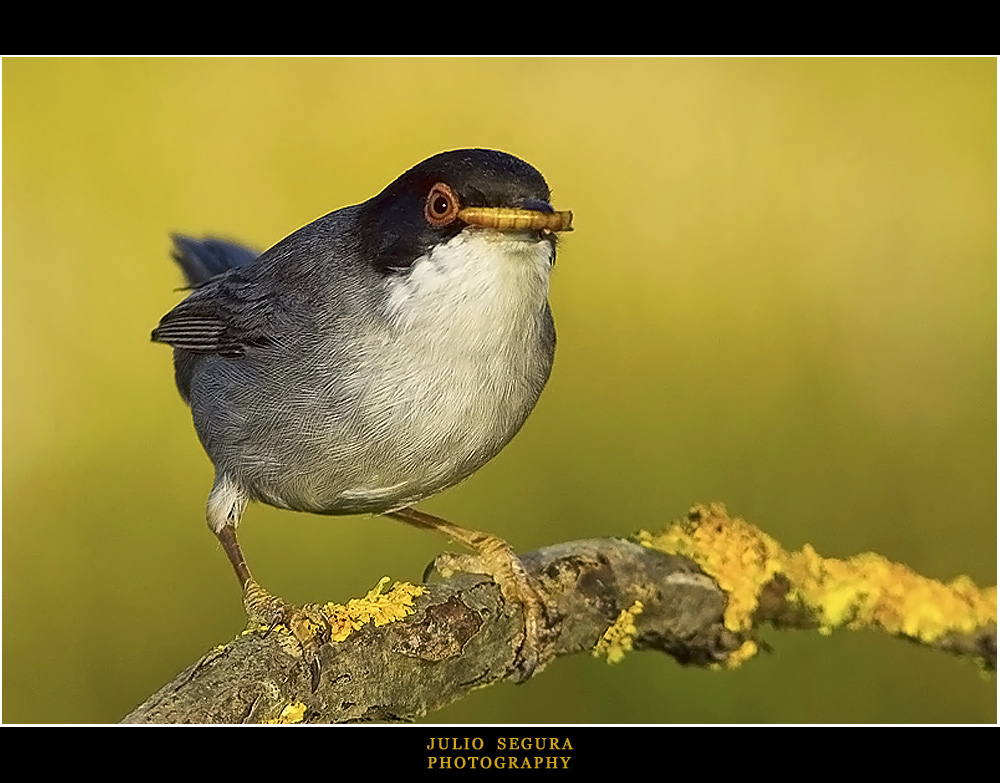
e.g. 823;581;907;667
383;228;554;337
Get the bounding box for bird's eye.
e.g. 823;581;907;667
424;183;460;227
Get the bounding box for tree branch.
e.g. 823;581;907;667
122;504;996;724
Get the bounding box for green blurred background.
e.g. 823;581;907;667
2;58;995;724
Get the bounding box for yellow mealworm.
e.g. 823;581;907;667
458;207;574;232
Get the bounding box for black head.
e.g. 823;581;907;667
358;149;559;274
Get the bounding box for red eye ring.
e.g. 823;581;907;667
424;182;460;227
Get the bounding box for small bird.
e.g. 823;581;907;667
152;149;572;679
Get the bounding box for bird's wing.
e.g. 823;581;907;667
151;273;282;357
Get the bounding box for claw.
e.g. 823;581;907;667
242;579;331;691
386;507;561;681
430;548;559;681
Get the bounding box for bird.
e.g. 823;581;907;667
152;148;572;680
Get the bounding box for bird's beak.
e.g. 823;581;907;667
457;207;573;233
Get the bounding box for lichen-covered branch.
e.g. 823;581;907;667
123;504;996;724
637;504;997;669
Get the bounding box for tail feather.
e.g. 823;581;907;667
170;234;258;287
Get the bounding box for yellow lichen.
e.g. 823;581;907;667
243;578;427;644
636;503;783;634
724;639;759;668
593;600;644;664
636;503;996;666
265;701;307;724
784;546;997;644
321;577;427;642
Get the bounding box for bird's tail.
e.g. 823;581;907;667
169;234;259;287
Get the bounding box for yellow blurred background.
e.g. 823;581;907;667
2;58;995;724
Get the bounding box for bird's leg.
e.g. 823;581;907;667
215;523;329;688
216;523;288;626
385;507;557;681
216;522;253;587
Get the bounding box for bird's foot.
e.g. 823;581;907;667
430;540;558;683
243;579;331;690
